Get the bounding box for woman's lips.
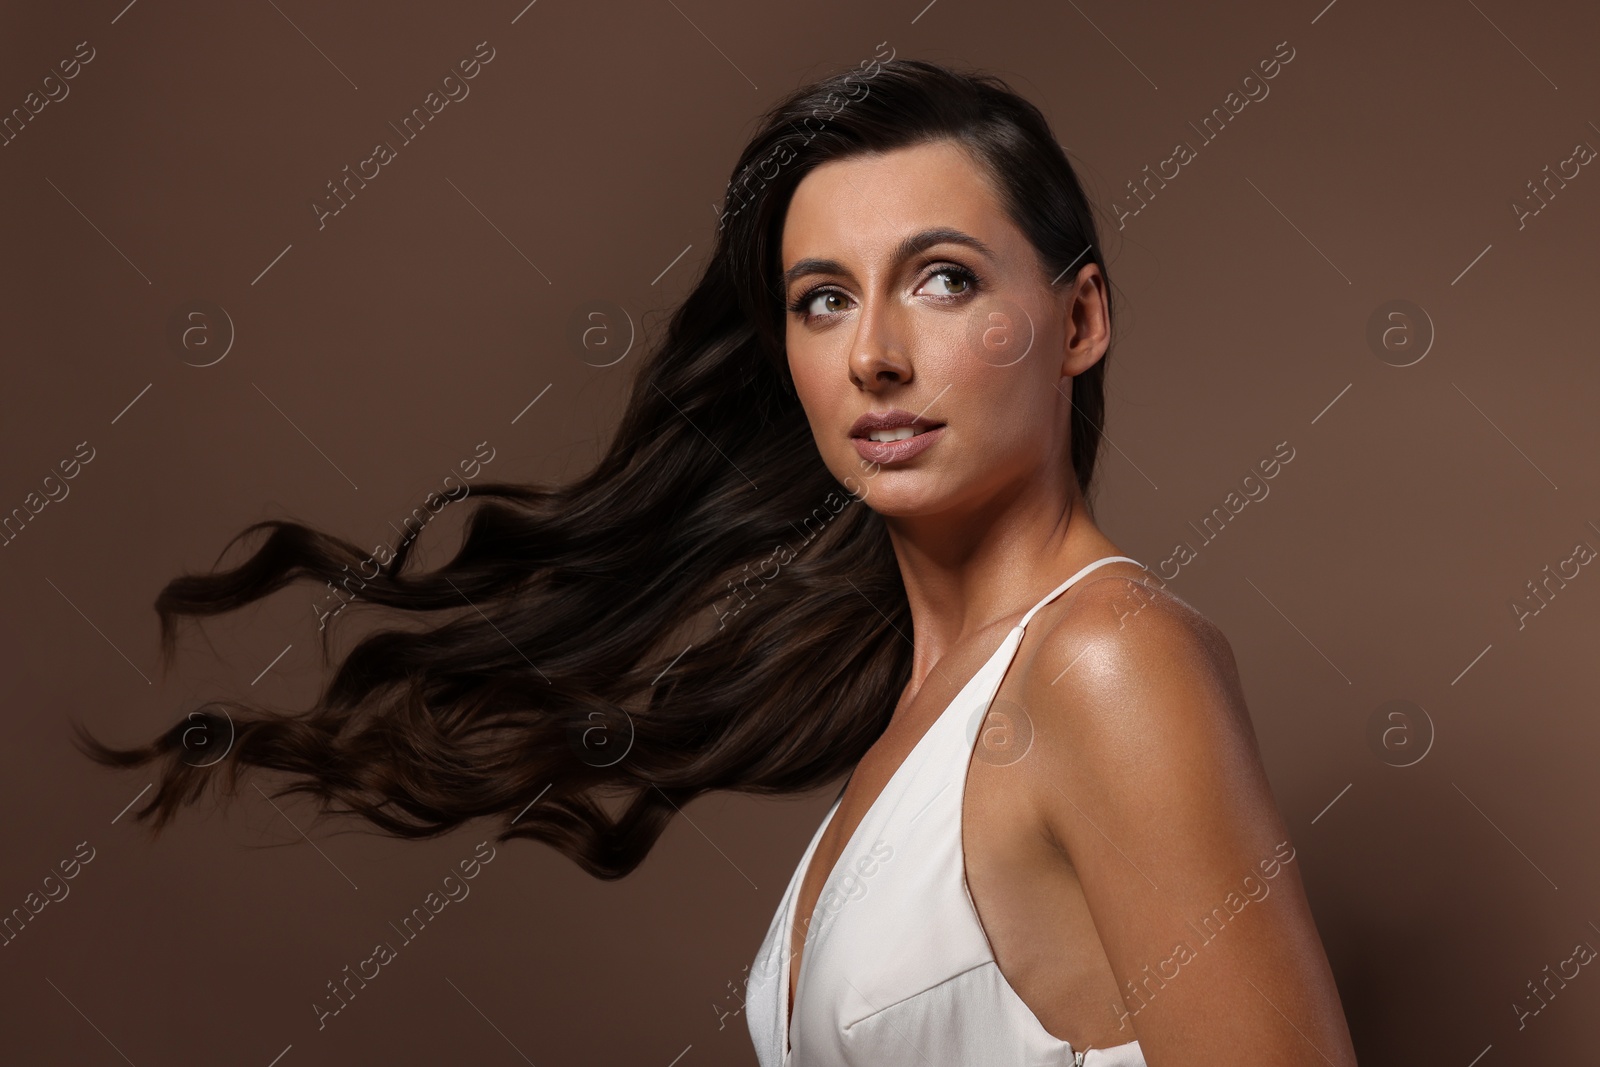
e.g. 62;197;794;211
851;424;945;464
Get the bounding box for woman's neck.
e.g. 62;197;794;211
881;481;1118;683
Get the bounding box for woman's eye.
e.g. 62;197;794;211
789;266;978;320
920;267;974;297
788;288;851;319
807;291;848;316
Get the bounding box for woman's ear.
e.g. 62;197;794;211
1059;263;1110;379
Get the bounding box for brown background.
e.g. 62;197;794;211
2;0;1597;1062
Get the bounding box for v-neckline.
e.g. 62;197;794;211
781;623;1026;1055
775;554;1146;1061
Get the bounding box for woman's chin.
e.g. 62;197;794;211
854;483;959;521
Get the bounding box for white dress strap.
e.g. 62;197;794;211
1015;555;1146;631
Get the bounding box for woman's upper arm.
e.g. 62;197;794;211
1017;576;1358;1066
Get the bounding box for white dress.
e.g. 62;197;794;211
745;555;1150;1067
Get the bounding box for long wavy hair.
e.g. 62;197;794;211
75;57;1116;879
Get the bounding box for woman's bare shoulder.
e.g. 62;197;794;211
1029;566;1241;699
1014;566;1257;769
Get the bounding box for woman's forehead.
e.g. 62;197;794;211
781;145;1010;269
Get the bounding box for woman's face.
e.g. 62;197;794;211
780;139;1108;520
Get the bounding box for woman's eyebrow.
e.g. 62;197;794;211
781;227;997;291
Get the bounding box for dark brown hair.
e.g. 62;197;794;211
75;56;1116;879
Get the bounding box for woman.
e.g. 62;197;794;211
77;58;1358;1066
